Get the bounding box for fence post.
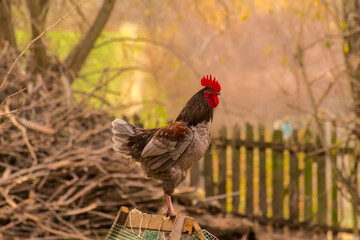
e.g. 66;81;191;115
246;123;254;216
331;126;338;237
232;124;241;214
190;161;200;187
259;125;267;217
204;146;214;197
218;126;227;212
289;129;299;222
317;136;327;225
304;130;313;221
272;129;284;219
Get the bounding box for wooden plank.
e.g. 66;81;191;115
170;214;186;240
123;208;194;233
218;126;227;212
304;130;313;221
193;222;207;240
258;124;267;217
289;129;299;221
316;136;327;225
331;127;338;232
272;129;284;219
190;161;200;187
116;206;129;225
246;123;254;216
204;146;214;197
232;124;241;214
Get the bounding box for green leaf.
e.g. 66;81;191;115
281;57;288;66
344;43;349;53
325;41;331;49
340;20;346;30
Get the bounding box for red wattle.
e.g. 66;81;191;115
205;93;219;108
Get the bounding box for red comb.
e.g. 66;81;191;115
201;75;221;92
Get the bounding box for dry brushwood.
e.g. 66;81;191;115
0;49;164;239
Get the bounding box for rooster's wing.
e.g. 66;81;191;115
141;121;193;173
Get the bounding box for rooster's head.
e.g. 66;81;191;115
201;75;221;108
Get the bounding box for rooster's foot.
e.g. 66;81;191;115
164;209;177;218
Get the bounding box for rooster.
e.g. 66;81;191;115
112;75;221;217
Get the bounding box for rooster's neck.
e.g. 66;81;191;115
175;88;214;127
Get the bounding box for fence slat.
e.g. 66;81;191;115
289;129;299;221
331;127;338;233
317;136;327;225
246;123;254;216
304;130;313;221
272;130;284;219
190;161;200;187
204;147;214;197
259;125;267;217
232;124;241;214
218;126;227;212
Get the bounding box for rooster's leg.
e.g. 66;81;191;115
164;193;177;217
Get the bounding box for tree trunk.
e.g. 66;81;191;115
343;0;360;118
65;0;115;79
26;0;50;73
0;0;16;49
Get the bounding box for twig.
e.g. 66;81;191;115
202;191;240;202
0;88;27;109
18;117;55;135
0;0;88;91
295;24;360;215
94;37;201;78
0;187;17;208
5;105;38;165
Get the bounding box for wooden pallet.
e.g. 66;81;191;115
113;206;207;240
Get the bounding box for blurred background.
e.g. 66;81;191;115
1;0;359;239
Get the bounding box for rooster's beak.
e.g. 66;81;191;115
216;92;220;96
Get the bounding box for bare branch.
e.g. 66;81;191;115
65;0;116;78
295;24;360;215
5;105;38;165
0;0;88;91
94;37;201;78
0;0;16;49
26;0;50;72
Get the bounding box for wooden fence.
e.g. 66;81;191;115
189;123;358;235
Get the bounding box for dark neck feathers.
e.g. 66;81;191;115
175;87;214;127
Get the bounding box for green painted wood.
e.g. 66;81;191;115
316;136;327;225
246;123;254;216
289;129;299;221
204;146;214;197
304;130;313;221
259;125;267;217
232;124;241;214
272;129;284;219
218;126;227;212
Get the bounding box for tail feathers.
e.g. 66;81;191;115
112;118;135;157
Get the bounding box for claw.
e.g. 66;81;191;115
164;209;177;218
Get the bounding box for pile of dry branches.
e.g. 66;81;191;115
0;46;163;239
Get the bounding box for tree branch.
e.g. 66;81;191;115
26;0;50;73
0;0;87;91
65;0;116;79
343;0;360;118
94;37;201;78
0;0;16;49
295;24;360;215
